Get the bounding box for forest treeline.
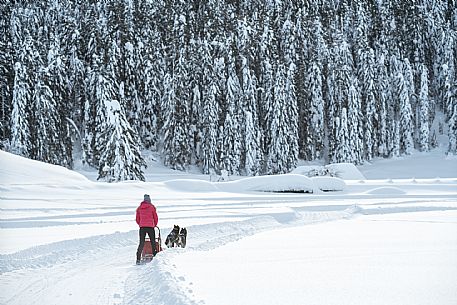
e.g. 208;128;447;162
0;0;456;181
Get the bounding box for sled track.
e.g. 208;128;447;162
2;200;456;305
123;208;359;305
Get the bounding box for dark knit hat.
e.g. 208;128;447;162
144;194;151;203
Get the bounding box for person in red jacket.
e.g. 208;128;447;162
135;194;159;264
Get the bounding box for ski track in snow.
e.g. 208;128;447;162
2;197;457;305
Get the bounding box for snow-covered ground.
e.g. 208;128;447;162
1;149;456;305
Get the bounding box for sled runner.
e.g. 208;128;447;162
141;227;163;263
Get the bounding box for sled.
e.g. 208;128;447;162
141;227;163;263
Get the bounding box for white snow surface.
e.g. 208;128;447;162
1;149;457;305
292;162;366;180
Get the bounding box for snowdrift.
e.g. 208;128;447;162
365;186;407;195
218;174;318;193
164;174;347;193
310;176;346;192
0;150;89;185
292;163;366;180
163;179;219;192
216;174;346;193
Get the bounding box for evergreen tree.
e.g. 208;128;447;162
221;46;242;175
375;49;391;157
359;48;377;160
333;108;350;163
304;61;325;161
96;98;146;182
10;62;31;156
440;23;456;121
241;56;262;175
285;62;299;170
303;14;327;161
141;29;164;150
257;15;276;155
201;59;220;175
32;70;61;165
0;1;13;147
347;76;364;164
326;25;355;162
47;33;73;168
94;52;145;181
418;64;430;151
161;70;191;170
267;64;289;174
395;58;414;155
448;102;457;154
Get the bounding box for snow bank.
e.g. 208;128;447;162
366;186;407;195
163;179;218;192
0;150;89;185
292;162;366;180
218;174;317;193
162;175;346;193
326;163;366;180
311;176;346;192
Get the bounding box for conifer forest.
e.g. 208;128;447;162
1;0;456;181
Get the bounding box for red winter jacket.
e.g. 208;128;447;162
136;201;158;228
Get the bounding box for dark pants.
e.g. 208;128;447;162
136;227;156;261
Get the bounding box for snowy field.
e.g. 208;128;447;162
1;149;457;305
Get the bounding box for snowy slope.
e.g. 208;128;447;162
1;149;457;305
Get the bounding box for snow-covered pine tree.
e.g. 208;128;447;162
429;2;448;111
0;1;13;147
236;16;262;175
161;68;191;171
141;27;164;150
47;33;73;168
448;102;457;154
201;58;220;175
221;45;242;176
32;69;62;165
279;12;299;171
359;48;377;160
94;57;145;182
333;108;350;163
392;120;401;157
352;1;370;69
347;76;364;164
161;11;192;170
67;41;85;141
441;23;456;122
266;63;298;174
418;63;430;151
394;58;414;155
121;0;143;132
267;64;288;174
122;39;142;130
294;8;308;160
241;57;262;176
10;62;31;156
9;8;37;157
326;24;355;163
285;62;299;170
305;61;325;161
374;48;391;157
303;14;326;161
96;97;146;182
257;14;275;155
82;62;97;167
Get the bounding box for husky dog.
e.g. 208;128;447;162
165;225;180;248
177;228;187;248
